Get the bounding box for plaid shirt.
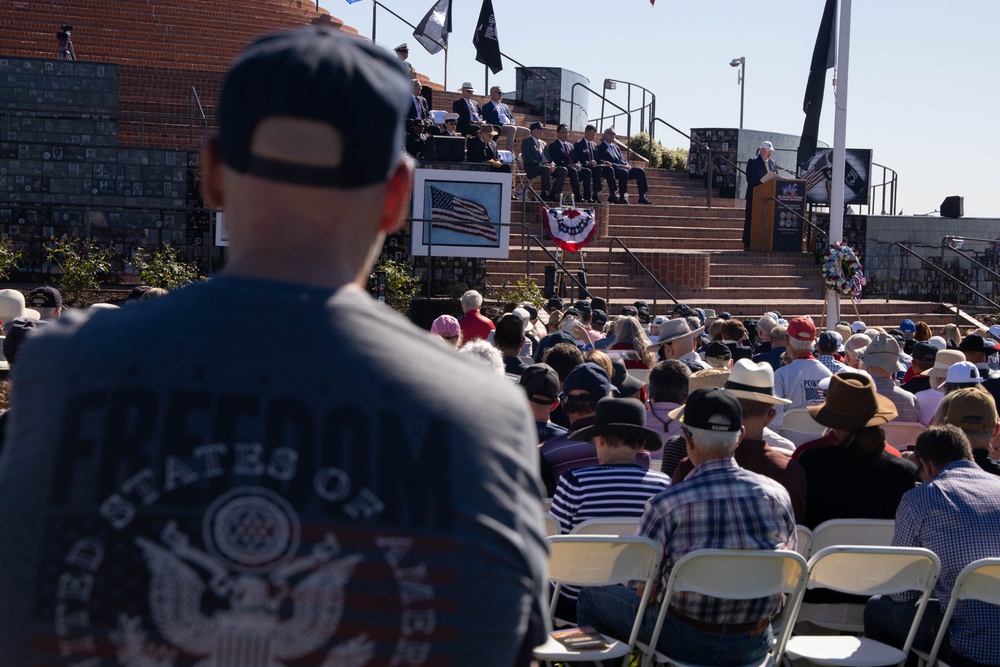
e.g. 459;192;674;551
816;354;848;374
639;457;797;624
892;460;1000;664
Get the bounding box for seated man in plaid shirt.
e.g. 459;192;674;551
577;387;797;666
865;421;1000;667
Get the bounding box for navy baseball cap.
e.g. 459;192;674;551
218;26;411;188
561;363;613;401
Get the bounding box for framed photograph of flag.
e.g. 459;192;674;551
410;168;512;258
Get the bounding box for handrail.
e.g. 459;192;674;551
604;237;678;310
569;82;630;134
885;242;1000;318
188;85;208;145
870;161;898;215
939;235;1000;306
651;116;746;209
603;78;656;140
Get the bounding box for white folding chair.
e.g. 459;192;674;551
796;519;897;632
796;524;815;560
779;409;828;446
534;535;662;666
916;558;1000;667
570;517;641;536
638;549;809;667
784;546;941;667
881;421;925;451
629;369;652;385
544;512;561;536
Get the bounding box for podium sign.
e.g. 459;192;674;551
750;179;807;252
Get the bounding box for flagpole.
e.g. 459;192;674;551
443;46;448;91
371;0;378;42
826;0;851;328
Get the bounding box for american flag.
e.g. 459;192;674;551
429;186;498;242
851;269;867;303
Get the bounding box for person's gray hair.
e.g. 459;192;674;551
757;316;777;336
461;290;483;312
786;337;814;355
684;425;741;457
459;339;504;376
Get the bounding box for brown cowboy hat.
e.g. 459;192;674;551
807;371;897;430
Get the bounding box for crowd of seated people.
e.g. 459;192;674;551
424;292;1000;664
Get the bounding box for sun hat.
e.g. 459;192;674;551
724;359;792;405
942;387;997;432
958;335;1000;355
430;314;460;338
922;349;966;381
610;359;646;399
571;397;663;451
856;333;905;373
944;361;984;385
646;319;705;352
807;371;897;430
668;387;742;432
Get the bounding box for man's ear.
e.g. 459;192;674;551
378;159;415;236
200;137;225;210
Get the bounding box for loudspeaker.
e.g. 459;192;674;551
941;196;964;219
424;135;466;162
576;270;589;300
543;265;557;298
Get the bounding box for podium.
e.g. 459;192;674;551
749;179;807;252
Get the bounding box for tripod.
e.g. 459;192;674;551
57;32;76;61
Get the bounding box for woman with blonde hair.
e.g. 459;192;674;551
609;316;655;369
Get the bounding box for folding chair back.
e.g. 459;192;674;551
780;409;827;435
544;512;560;536
810;518;895;553
569;517;641;536
785;546;941;666
642;549;808;667
796;524;815;559
881;421;925;451
536;535;661;664
926;558;1000;666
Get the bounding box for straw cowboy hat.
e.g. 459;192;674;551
724;359;792;406
807;372;897;430
647;318;704;352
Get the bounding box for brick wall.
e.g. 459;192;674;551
631;251;710;291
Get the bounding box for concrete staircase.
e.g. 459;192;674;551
484;165;972;330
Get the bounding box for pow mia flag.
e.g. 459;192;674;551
473;0;502;74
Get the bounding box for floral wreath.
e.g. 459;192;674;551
822;242;867;302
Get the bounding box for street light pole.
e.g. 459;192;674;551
730;56;745;129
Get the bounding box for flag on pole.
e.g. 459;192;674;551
473;0;502;74
797;0;837;171
414;0;451;55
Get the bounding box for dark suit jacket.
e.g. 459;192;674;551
482;100;513;126
409;94;430;121
575;138;600;165
452;97;483;136
520;136;549;176
466;135;500;164
596;140;629;167
746;154;777;197
548;139;579;168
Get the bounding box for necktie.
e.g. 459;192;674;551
588;143;594;161
469;99;481;122
564;142;572;162
413;96;421;119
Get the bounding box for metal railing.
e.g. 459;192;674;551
598;79;655;140
868;162;898;216
939;235;1000;307
604;237;677;310
188;86;208;145
652;117;746;209
570;83;630;136
885;242;1000;321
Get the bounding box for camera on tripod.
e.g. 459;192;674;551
56;25;73;43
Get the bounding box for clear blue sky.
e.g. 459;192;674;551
324;0;1000;218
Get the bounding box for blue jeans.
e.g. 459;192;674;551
577;585;773;667
864;594;943;656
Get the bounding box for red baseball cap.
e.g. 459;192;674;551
787;316;817;342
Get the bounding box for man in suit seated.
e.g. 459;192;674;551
575;124;616;204
520;121;565;203
548;123;592;203
482;86;526;152
597;127;652;205
466;124;511;173
452;81;484;136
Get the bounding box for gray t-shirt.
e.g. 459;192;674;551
0;276;548;665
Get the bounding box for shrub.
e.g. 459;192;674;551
369;259;420;316
486;275;545;308
660;146;690;172
627;132;661;168
0;237;21;280
131;244;201;290
45;235;114;305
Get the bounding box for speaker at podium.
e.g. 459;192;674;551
749;179;808;252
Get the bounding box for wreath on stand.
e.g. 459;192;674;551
822;242;867;308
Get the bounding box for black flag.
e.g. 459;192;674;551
473;0;502;74
413;0;451;55
797;0;837;171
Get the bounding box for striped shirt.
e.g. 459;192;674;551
639;457;797;623
891;460;1000;664
551;463;671;602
